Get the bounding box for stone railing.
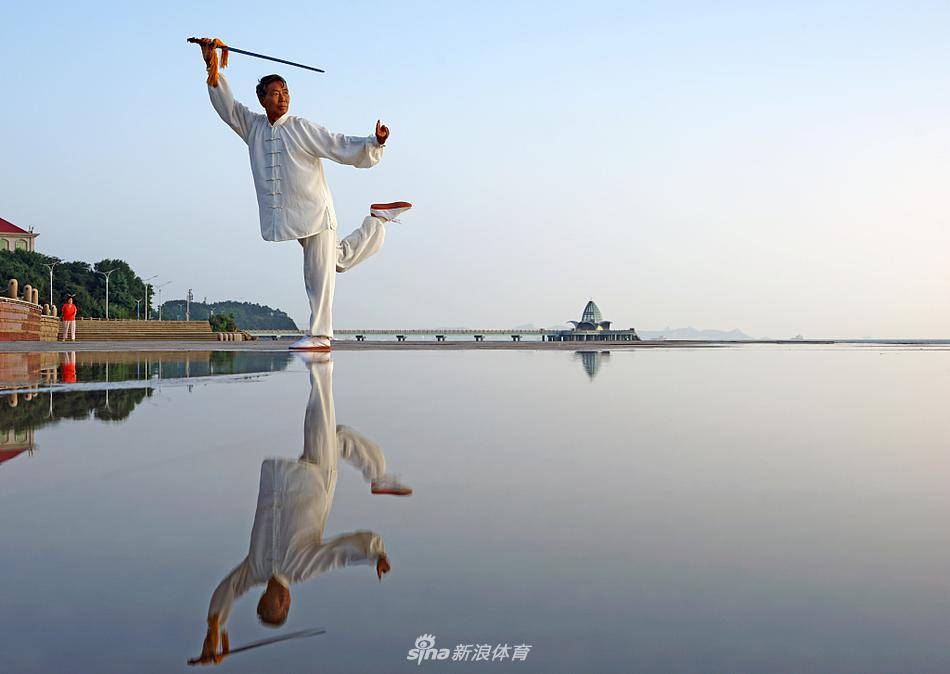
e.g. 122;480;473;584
216;332;253;342
0;278;66;342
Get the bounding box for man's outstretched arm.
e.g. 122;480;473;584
297;119;387;168
288;531;388;582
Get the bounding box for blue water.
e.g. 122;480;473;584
1;345;949;673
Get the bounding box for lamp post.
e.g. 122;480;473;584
155;281;171;320
96;268;116;319
142;274;158;320
134;299;142;320
42;261;60;307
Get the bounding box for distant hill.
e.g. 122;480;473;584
638;327;754;341
160;300;297;330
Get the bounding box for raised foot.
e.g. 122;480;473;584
370;201;412;222
371;475;413;496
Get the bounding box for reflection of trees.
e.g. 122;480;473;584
0;352;293;392
0;350;293;442
0;388;151;433
74;351;292;382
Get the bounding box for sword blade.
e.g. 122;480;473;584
186;38;325;73
228;627;327;655
226;46;326;74
187;627;326;665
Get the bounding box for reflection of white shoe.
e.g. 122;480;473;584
290;335;331;351
370;201;412;222
293;351;331;365
371;474;413;496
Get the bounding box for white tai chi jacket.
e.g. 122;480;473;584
208;74;385;242
207;460;385;625
208;356;386;626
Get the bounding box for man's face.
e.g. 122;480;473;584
259;81;290;119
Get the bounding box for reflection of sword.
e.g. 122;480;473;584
187;627;326;666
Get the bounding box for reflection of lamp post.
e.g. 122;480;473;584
42;261;60;307
142;275;158;320
96;269;116;319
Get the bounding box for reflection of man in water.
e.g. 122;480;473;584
197;354;411;664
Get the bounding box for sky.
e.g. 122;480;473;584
1;0;947;338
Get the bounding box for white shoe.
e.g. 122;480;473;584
370;201;412;222
371;474;413;496
290;335;331;351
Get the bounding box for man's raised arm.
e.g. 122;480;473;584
194;37;257;141
207;557;254;628
194;558;253;665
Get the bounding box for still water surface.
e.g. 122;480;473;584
0;346;949;673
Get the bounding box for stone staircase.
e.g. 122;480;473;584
72;319;218;341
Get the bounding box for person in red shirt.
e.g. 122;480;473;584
61;296;78;341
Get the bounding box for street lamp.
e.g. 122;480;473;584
42;261;60;308
155;281;171;320
142;274;158;320
134;299;142;320
96;268;117;319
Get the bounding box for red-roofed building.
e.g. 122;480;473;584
0;217;38;252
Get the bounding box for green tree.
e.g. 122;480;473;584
209;313;238;332
0;249;55;303
0;250;156;318
91;259;151;319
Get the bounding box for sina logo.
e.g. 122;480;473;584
407;634;450;665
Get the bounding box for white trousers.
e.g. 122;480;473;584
61;320;76;340
300;355;386;482
301;216;386;338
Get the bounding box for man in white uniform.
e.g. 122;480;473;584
195;38;411;351
195;354;411;664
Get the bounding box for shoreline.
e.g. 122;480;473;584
0;339;944;353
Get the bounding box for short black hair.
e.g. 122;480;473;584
256;75;287;99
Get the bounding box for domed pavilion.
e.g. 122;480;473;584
547;300;640;342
